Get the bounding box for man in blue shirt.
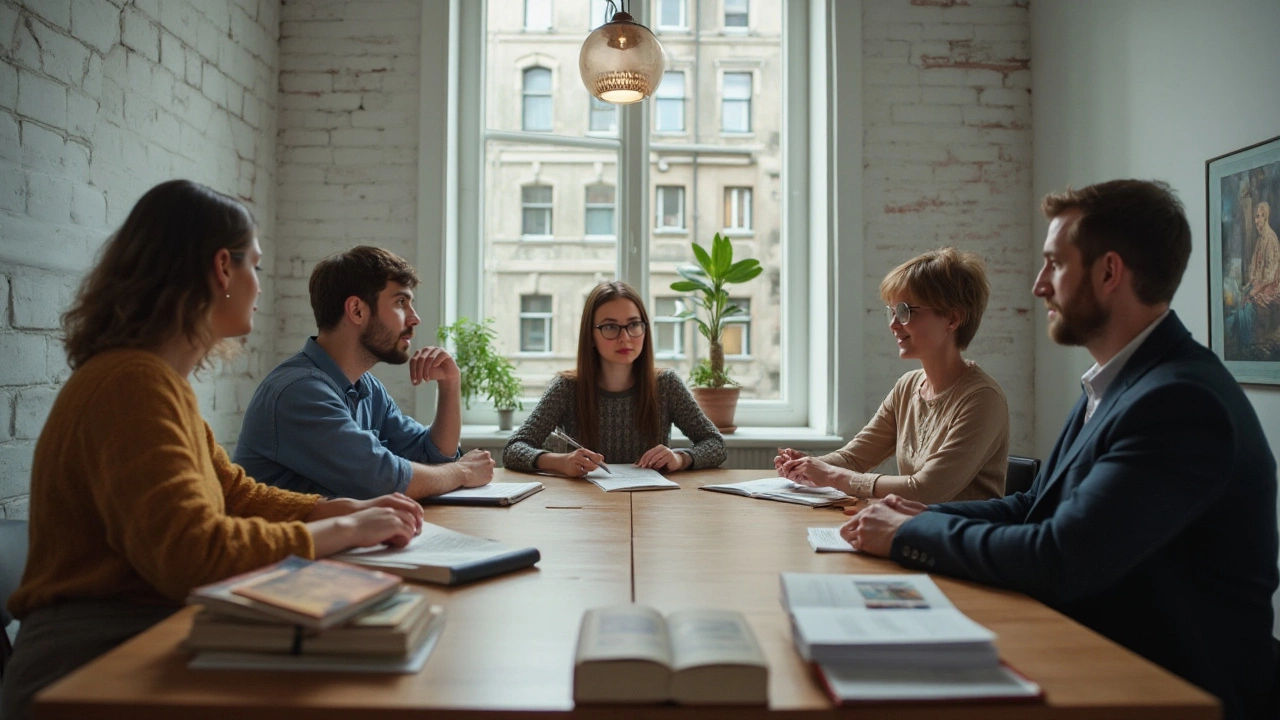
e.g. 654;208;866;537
235;246;494;499
840;180;1278;720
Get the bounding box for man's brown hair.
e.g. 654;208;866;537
309;246;420;331
1041;179;1191;305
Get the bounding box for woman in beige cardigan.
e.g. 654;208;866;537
775;248;1009;503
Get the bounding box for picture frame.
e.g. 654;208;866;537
1206;134;1280;384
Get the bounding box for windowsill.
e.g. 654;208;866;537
720;229;754;238
520;235;555;242
582;235;617;243
460;424;844;449
653;228;688;235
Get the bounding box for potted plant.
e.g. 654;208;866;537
436;317;524;431
670;232;762;433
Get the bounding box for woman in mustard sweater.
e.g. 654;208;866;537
1;180;424;720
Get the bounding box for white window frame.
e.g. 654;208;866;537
524;0;552;31
584;183;616;240
655;0;687;31
521;184;553;239
653;296;688;359
522;66;553;132
724;0;749;31
519;294;554;354
655;185;686;232
721;71;753;134
587;96;617;135
439;0;824;430
724;186;753;234
654;70;686;134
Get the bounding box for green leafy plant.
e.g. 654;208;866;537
669;233;763;388
436;317;523;411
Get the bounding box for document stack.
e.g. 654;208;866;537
780;573;1041;704
183;556;445;673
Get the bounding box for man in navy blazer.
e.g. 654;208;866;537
842;179;1278;720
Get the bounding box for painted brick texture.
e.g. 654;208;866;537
861;0;1035;457
275;0;422;411
0;0;281;518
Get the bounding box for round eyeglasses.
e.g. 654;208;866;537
595;320;647;340
885;302;927;325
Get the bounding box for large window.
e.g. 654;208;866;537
655;186;685;231
520;295;553;353
654;71;685;133
724;187;752;232
522;67;552;131
522;185;553;237
524;0;552;30
722;72;752;133
725;0;749;29
457;0;810;427
584;184;615;238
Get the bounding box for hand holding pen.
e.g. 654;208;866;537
549;428;612;476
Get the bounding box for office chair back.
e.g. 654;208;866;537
0;518;30;679
1005;455;1041;496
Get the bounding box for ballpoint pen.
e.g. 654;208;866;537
549;428;612;474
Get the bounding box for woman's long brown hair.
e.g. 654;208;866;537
562;281;660;451
62;180;256;370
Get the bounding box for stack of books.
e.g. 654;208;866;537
184;556;445;673
780;573;1042;704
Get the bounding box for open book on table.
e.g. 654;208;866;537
424;481;545;506
333;521;540;585
780;573;1041;704
585;465;679;492
700;477;851;507
573;605;768;705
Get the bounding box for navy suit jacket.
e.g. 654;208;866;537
894;311;1278;720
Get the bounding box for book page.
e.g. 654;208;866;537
780;573;956;610
576;605;673;666
807;527;860;553
666;609;766;671
586;465;679;492
335;522;515;568
433;482;544;500
792;606;996;646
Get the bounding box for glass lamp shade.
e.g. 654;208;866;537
579;12;666;104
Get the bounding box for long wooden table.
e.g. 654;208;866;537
34;469;1219;719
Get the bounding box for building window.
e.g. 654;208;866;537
522;67;552;131
654;71;685;133
588;96;617;133
722;298;751;357
520;295;553;353
584;184;615;238
724;0;748;29
656;186;685;231
722;72;752;133
724;187;752;232
656;0;686;30
525;0;552;30
653;297;687;358
522;185;553;237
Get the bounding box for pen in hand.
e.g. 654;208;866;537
549;428;612;474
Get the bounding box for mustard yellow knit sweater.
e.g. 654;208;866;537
9;350;321;618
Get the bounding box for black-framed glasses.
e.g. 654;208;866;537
595;321;647;339
885;302;927;325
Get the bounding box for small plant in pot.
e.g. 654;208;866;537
436;317;523;431
669;232;762;433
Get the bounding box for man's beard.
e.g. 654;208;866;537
360;315;411;364
1048;273;1108;346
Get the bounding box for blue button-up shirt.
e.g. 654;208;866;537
234;338;461;498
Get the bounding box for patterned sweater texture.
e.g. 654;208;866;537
502;370;727;471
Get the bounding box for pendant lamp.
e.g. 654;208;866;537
579;1;666;104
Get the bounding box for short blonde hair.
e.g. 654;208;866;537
879;247;990;350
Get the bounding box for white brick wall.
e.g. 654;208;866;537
275;0;421;410
0;0;281;518
861;0;1035;456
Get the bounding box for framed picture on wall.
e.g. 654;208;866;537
1207;134;1280;384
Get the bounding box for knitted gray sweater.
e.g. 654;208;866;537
502;370;727;471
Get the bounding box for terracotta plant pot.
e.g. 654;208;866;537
691;386;740;434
